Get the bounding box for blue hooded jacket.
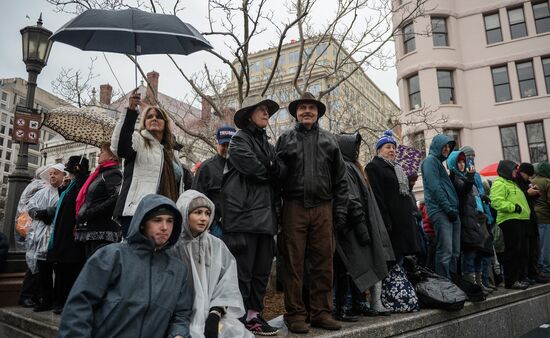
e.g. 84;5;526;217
421;134;458;217
58;194;193;338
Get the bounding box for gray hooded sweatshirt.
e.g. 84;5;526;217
58;194;193;338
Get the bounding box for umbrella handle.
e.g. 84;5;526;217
135;55;138;88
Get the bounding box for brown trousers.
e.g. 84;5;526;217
281;200;335;322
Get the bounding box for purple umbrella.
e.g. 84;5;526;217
397;144;425;177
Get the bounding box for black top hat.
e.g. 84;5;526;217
288;92;326;119
233;95;279;129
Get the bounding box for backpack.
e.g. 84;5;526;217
381;264;420;312
403;257;469;310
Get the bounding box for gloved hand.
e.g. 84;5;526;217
514;204;522;214
204;312;220;338
447;212;458;222
481;195;491;204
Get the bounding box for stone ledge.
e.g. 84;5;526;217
270;283;550;337
1;283;550;337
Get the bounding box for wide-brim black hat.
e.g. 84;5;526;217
234;95;279;129
288;92;326;119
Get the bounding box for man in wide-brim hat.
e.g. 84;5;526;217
220;94;281;335
274;92;348;333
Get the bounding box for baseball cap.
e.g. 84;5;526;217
216;126;236;145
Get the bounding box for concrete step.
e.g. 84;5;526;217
0;307;59;338
269;283;550;337
1;283;550;337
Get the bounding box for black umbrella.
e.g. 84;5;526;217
50;8;212;84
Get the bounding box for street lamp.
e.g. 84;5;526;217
2;15;53;260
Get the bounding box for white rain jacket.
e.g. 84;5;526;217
25;184;59;272
170;190;253;338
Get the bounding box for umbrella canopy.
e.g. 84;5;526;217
43;106;117;147
50;8;212;55
479;162;499;177
396;144;425;177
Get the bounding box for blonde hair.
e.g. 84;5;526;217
139;105;174;151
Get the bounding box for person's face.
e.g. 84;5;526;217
519;172;532;181
296;103;318;129
143;213;174;248
457;160;466;172
512;167;519;179
188;207;211;237
48;169;65;188
216;142;230;158
441;144;451;158
144;108;166;133
378;143;396;161
249;105;270;129
98;146;114;165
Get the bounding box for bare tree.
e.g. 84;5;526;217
45;0;433;163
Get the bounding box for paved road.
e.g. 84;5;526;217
521;323;550;337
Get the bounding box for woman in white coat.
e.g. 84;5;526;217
170;190;253;338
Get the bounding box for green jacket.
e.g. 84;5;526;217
490;161;530;224
533;162;550;224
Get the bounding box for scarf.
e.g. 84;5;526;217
48;179;77;250
75;160;119;215
377;155;409;196
158;148;179;202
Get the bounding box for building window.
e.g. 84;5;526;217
28;154;39;165
431;17;449;46
407;74;421;110
5;152;10;161
403;21;416;54
55;158;63;164
533;1;550;34
1;92;7;101
525;121;548;162
444;129;461;149
264;58;273;69
484;13;503;44
289;51;300;63
1;188;6;196
4;164;9;173
508;7;528;39
500;125;521;163
516;60;538;98
0;126;4;134
543;57;550;94
89;152;97;168
2;176;7;184
491;66;512;102
412;131;425;152
7;140;11;148
29;143;39;151
437;70;455;104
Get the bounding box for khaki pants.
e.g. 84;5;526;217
281;200;335;322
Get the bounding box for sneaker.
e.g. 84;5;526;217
245;315;279;336
506;281;529;290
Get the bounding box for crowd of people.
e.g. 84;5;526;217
12;89;550;337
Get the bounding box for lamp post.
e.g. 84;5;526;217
2;15;53;260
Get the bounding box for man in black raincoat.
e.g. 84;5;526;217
192;126;236;238
275;92;348;334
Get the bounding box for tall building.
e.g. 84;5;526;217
394;0;550;169
217;37;400;162
0;77;65;220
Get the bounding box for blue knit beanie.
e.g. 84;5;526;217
376;130;397;150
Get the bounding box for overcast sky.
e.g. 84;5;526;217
0;0;400;107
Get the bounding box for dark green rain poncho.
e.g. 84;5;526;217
58;194;193;338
